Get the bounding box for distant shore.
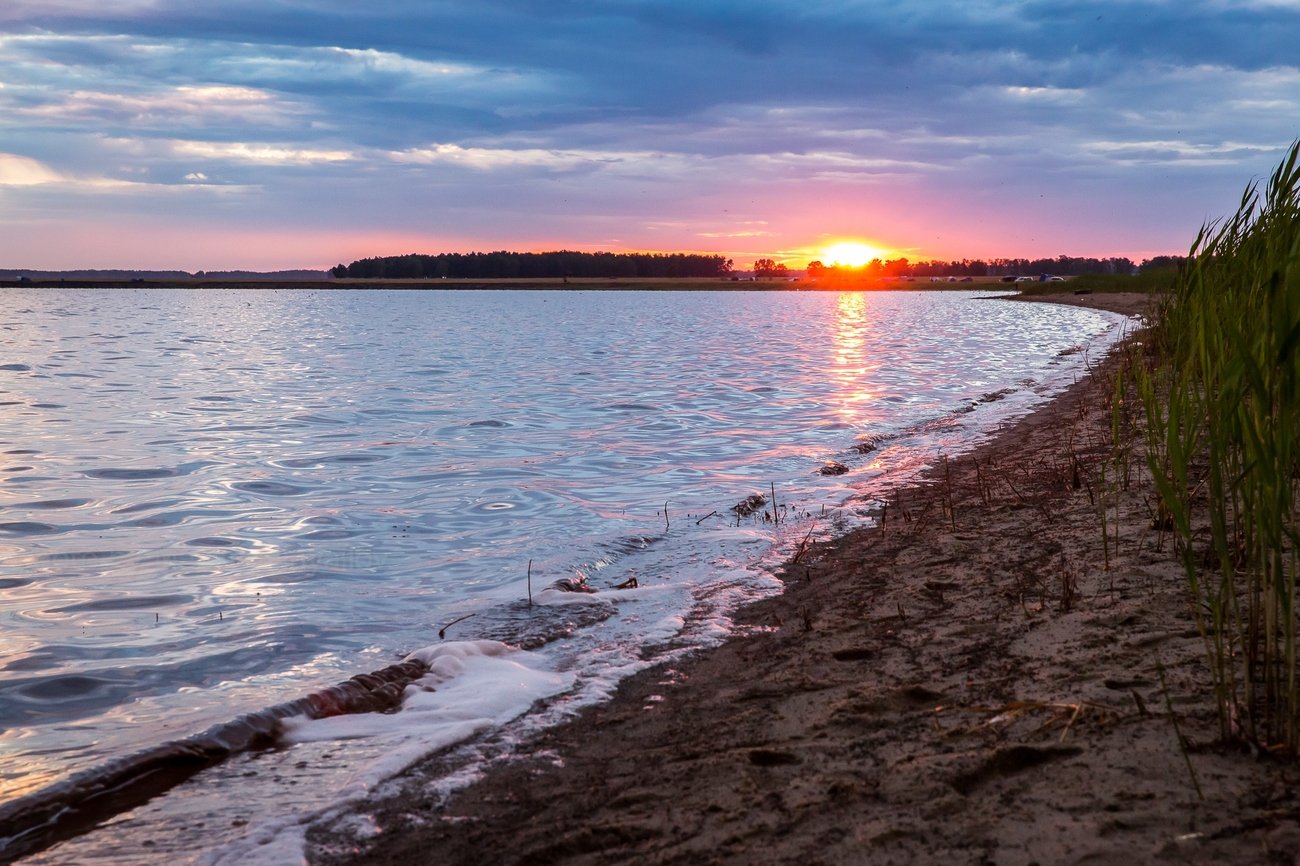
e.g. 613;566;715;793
307;290;1300;866
2;275;1044;292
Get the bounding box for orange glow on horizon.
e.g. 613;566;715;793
819;240;889;268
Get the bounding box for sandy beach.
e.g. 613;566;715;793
308;291;1300;866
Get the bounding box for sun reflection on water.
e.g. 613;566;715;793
829;292;880;428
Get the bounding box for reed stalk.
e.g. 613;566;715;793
1140;140;1300;751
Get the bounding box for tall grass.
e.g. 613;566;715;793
1141;140;1300;751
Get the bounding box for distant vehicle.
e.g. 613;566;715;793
1014;276;1035;282
1046;276;1066;282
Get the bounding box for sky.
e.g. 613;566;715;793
1;1;1298;272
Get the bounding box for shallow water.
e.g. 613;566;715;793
0;288;1126;861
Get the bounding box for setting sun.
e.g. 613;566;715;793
821;241;887;268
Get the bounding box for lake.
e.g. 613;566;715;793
0;288;1126;863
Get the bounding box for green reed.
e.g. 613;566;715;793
1140;140;1300;750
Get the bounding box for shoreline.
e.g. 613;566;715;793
303;290;1300;865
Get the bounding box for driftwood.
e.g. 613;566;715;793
0;658;431;862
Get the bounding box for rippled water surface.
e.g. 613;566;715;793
0;288;1125;860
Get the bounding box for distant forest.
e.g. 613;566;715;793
331;251;1185;280
806;254;1186;279
331;251;734;279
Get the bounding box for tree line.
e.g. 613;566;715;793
806;254;1184;279
331;251;734;279
331;250;1186;281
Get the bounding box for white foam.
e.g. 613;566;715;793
279;640;573;747
206;641;574;866
533;587;615;606
198;819;309;866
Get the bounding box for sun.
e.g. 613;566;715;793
821;241;886;269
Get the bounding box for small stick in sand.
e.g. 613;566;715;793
791;523;816;564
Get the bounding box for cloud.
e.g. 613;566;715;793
0;0;160;21
1081;139;1278;167
998;85;1087;103
0;149;247;193
388;143;662;172
0;153;65;185
696;229;774;238
170;140;354;165
2;0;1299;268
5;83;300;129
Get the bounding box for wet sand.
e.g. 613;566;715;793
309;292;1300;866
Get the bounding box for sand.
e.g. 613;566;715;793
308;292;1300;866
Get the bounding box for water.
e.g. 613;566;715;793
0;288;1127;862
